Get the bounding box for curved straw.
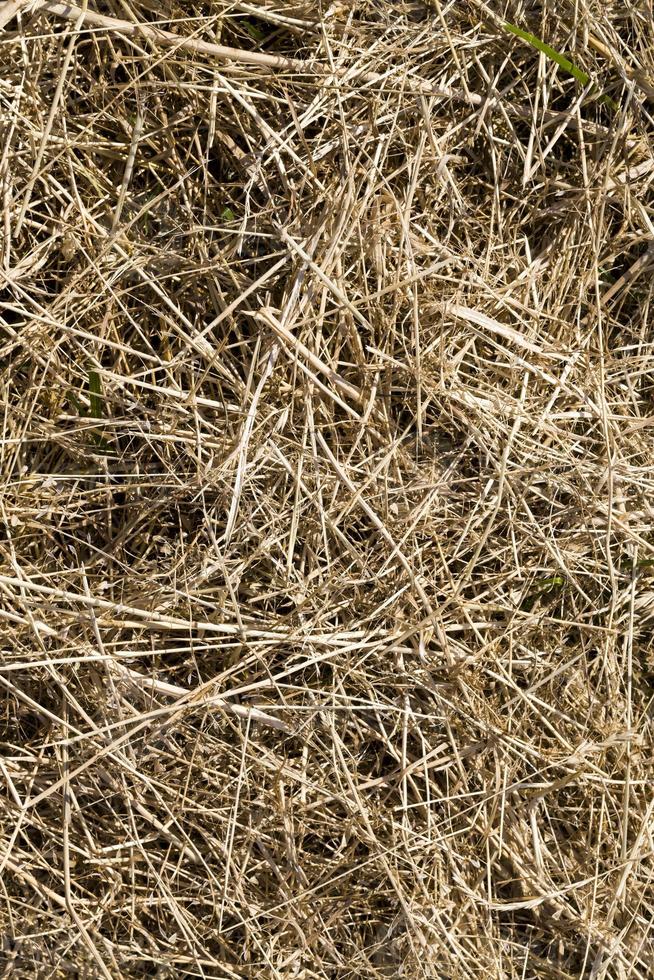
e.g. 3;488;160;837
0;0;29;29
35;0;307;71
6;0;482;104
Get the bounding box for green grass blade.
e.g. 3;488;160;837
504;22;591;86
86;367;113;451
240;19;266;42
87;368;103;420
531;575;565;593
504;22;618;109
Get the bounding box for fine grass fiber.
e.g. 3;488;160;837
1;1;654;977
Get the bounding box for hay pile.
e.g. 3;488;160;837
1;1;653;976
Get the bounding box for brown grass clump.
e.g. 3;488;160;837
1;0;654;976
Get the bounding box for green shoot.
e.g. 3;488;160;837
240;19;266;43
88;368;103;420
504;22;619;110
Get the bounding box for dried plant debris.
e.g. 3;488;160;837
1;0;654;977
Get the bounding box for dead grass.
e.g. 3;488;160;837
1;1;654;977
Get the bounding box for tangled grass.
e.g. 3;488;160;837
1;1;654;976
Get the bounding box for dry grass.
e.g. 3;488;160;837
1;0;654;976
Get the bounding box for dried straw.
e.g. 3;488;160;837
1;0;653;976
